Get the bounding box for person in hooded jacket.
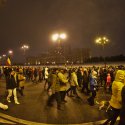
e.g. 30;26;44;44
101;70;125;125
87;70;97;106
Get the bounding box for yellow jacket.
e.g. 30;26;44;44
51;74;60;93
58;72;68;91
18;74;26;87
70;72;78;86
110;70;125;109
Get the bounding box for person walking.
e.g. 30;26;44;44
81;70;90;95
67;68;79;97
6;70;20;104
47;68;62;110
87;70;97;106
17;68;26;96
58;69;68;103
102;70;125;125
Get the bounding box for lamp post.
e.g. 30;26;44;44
21;45;29;55
52;33;67;64
21;44;29;65
95;36;109;67
8;50;13;65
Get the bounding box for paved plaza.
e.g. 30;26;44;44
0;79;119;125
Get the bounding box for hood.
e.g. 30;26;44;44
115;70;125;83
92;70;97;78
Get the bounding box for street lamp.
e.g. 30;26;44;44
21;44;29;65
52;33;67;64
95;36;110;67
21;45;29;55
52;33;67;42
95;36;109;49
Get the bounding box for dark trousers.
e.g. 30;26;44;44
60;91;66;101
17;86;24;96
103;107;120;125
87;90;96;106
118;108;125;125
78;78;82;87
67;86;78;96
81;82;89;94
47;92;61;108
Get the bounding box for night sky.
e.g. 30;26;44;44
0;0;125;63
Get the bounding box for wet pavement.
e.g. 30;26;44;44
0;79;117;125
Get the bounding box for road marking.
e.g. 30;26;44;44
0;112;120;125
0;117;16;124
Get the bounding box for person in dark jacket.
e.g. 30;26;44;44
77;67;83;87
6;70;20;104
81;70;90;95
118;85;125;125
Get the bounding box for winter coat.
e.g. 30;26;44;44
51;73;60;93
6;75;17;89
44;68;48;79
58;72;68;91
109;70;125;109
83;72;89;84
77;69;83;79
70;72;78;86
89;73;97;91
17;73;25;88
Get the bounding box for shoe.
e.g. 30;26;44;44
15;101;20;104
7;98;11;103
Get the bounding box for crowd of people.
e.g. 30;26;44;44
0;65;125;125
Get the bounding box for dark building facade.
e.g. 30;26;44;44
26;47;90;65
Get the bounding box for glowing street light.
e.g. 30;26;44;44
95;36;109;49
2;54;6;57
95;36;110;67
51;32;67;64
52;33;67;42
8;50;13;55
21;44;29;55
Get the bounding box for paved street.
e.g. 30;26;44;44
0;79;118;125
